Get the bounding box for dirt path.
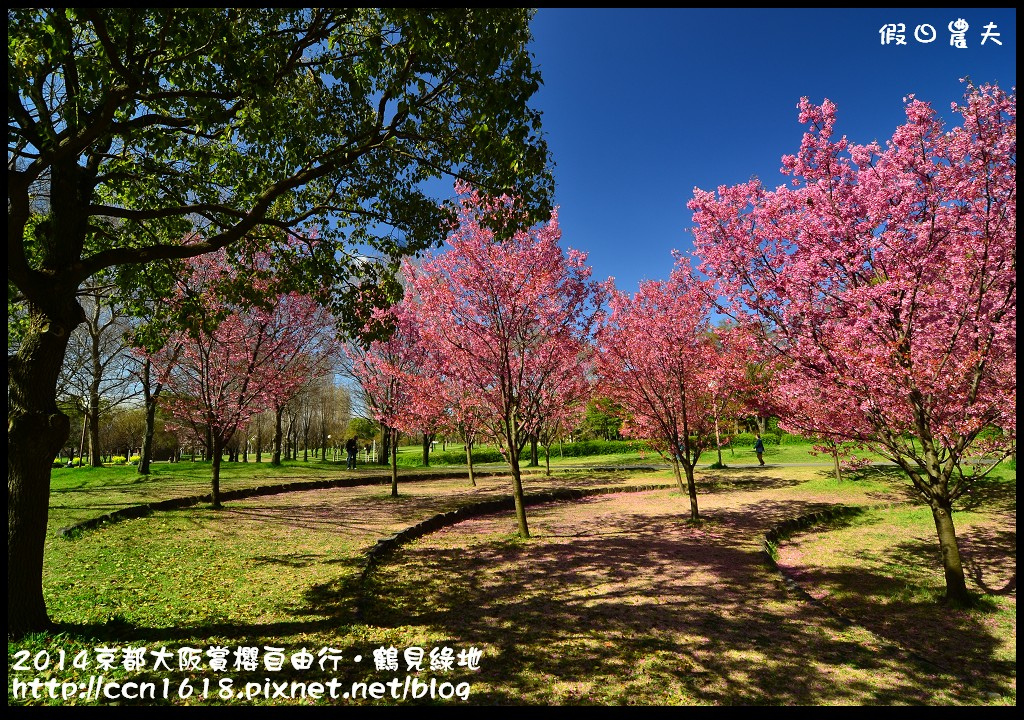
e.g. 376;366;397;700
346;475;1014;705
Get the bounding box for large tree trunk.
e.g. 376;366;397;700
9;299;83;637
898;442;972;605
272;405;284;466
210;435;224;509
509;448;530;538
930;498;970;605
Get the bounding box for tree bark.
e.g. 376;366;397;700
682;461;700;521
421;433;432;467
272;405;284;466
509;449;530;538
9;298;83;637
138;360;160;475
379;426;391;466
669;456;685;493
390;428;399;497
930;499;971;605
87;386;102;467
465;438;476;487
210;435;223;509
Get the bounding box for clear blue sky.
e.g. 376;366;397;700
525;8;1016;295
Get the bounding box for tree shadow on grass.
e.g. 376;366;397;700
37;474;1013;705
355;502;1011;705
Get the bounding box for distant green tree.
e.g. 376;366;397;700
577;397;624;441
348;417;380;445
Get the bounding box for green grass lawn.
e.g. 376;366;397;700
9;455;1015;706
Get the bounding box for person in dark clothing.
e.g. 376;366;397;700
754;433;765;466
346;437;358;470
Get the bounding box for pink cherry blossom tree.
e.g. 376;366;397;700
531;348;593;475
408;358;492;487
148;247;338;507
405;183;601;537
690;82;1015;605
594;256;748;521
346;300;437;496
440;382;491;487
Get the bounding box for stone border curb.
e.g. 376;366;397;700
761;502;954;676
56;469;515;539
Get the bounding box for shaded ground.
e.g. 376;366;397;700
355;475;1014;705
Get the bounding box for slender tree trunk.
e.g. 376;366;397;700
714;410;723;467
138;361;160;475
77;410;88;467
272;405;284;466
87;388;102;467
832;443;843;482
9;297;83;637
670;450;685;493
465;439;477;487
390;429;399;497
379;426;391;466
210;434;223;509
421;433;432;467
682;460;700;521
544;446;551;476
509;448;530;538
528;435;539;467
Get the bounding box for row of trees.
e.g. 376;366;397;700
346;184;772;536
57;375;356;468
349;83;1016;610
139;81;1015;610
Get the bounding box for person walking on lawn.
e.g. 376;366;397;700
346;436;359;470
754;433;766;466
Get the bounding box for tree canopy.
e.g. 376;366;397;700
691;82;1016;604
8;8;554;637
